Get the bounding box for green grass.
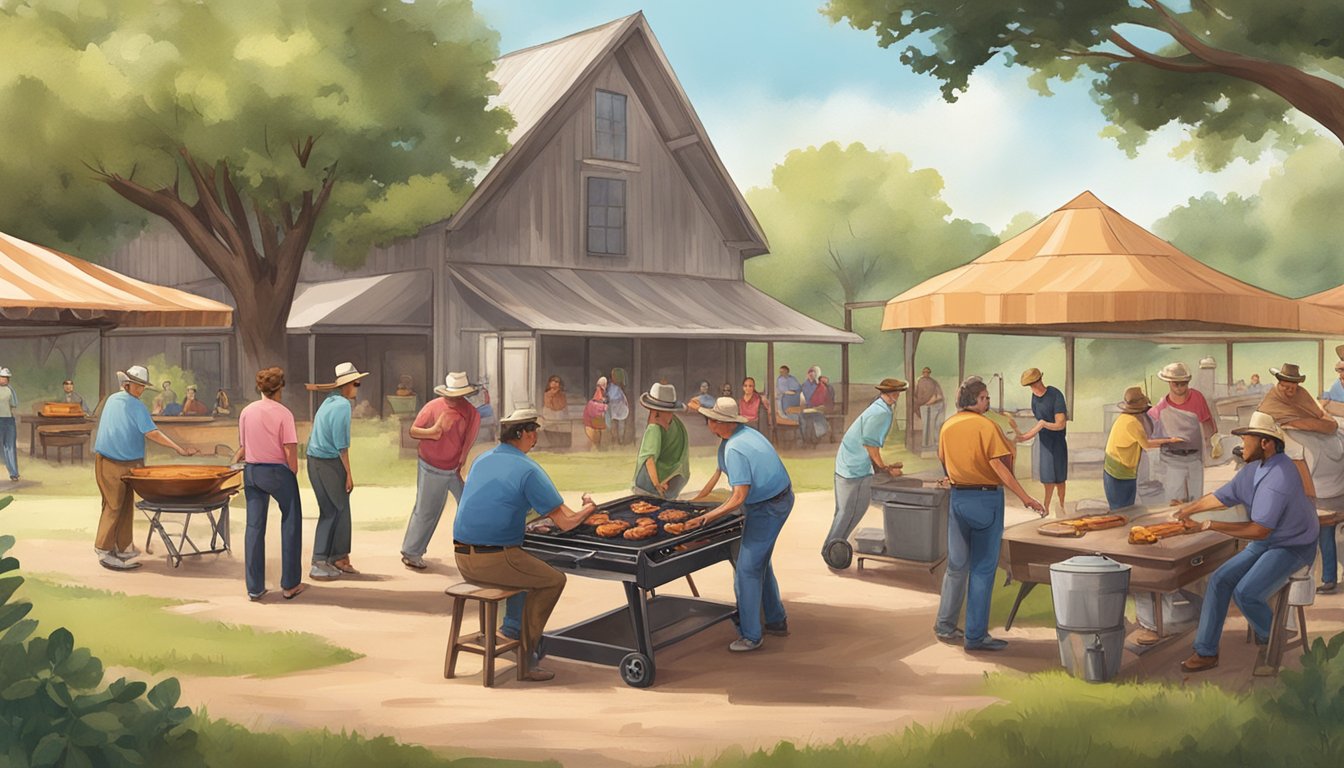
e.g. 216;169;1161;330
18;574;361;677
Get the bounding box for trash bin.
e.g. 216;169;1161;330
1050;554;1131;683
880;487;948;562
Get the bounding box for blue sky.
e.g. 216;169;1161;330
474;0;1276;231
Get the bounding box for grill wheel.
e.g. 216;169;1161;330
620;652;655;688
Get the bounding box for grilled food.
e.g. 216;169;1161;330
585;513;611;527
1060;514;1127;532
657;509;690;523
623;525;658;540
630;501;660;514
634;516;656;527
595;521;633;538
1128;522;1189;545
662;522;686;535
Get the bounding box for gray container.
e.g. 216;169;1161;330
1049;554;1131;631
882;488;949;562
854;527;887;556
1056;626;1126;682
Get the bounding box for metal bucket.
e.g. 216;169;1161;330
1049;554;1131;631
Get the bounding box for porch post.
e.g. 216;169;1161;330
766;341;776;443
903;329;921;451
1063;336;1075;421
957;332;968;383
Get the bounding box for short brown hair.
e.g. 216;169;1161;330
255;367;285;396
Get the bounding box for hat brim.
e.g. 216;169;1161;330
119;371;156;390
1118;401;1151;414
435;385;478;398
1020;373;1042;386
1231;426;1284;441
500;418;543;430
875;385;907;393
334;371;371;387
702;410;748;424
1157;373;1192;383
1270;368;1306;383
639;393;685;412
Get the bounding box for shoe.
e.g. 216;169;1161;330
1134;629;1161;646
498;628;521;642
332;558;360;575
115;544;142;560
98;553;141;571
935;628;965;644
1180;653;1219;672
9;475;18;482
248;589;268;601
521;666;555;682
401;554;428;570
965;637;1009;652
763;620;790;637
309;562;341;580
728;637;762;652
1319;582;1338;594
282;583;308;600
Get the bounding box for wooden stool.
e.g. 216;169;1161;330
1247;565;1312;676
444;582;526;687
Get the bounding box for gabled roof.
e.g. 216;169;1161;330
883;191;1344;335
286;270;432;334
445;13;768;256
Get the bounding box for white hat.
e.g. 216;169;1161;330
1198;357;1217;369
701;396;748;424
1157;362;1192;383
118;364;156;390
307;361;370;391
434;371;478;398
500;406;543;429
0;367;10;378
639;382;684;412
1232;411;1287;443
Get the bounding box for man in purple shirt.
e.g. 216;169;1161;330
1173;411;1319;672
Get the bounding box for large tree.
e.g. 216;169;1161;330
0;0;511;375
823;0;1344;170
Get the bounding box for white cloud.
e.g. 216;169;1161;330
697;69;1278;231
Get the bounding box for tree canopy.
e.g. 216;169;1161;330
823;0;1344;170
0;0;511;373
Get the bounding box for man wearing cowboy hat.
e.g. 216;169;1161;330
1104;386;1182;511
400;372;482;570
92;364;198;571
452;406;599;681
822;378;906;570
1016;367;1069;516
1318;358;1344;419
1149;361;1219;506
0;367;18;482
1174;411;1319;672
688;397;793;651
632;383;690;499
304;362;370;579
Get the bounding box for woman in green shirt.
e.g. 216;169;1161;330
633;383;690;499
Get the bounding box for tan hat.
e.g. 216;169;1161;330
118;364;156;390
1157;362;1192;382
307;361;370;391
1198;357;1216;369
1271;363;1306;383
639;382;685;412
434;371;477;398
1232;411;1287;443
1118;386;1152;414
1334;360;1344;373
1336;344;1344;362
875;378;907;393
500;406;543;429
1019;368;1043;386
701;396;748;424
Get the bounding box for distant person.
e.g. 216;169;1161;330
1246;373;1268;396
775;365;801;415
400;372;481;571
799;366;831;444
582;376;608;450
180;386;210;416
1015;367;1068;517
214;389;232;416
160;381;177;407
304;362;369;580
1149;362;1218;505
1105;387;1180;510
686;380;715;411
823;378;905;569
632;383;690;499
60;379;89;415
720;383;734;398
541;375;569;449
737;377;770;428
0;367;18;482
606;367;630;446
913;366;946;447
1319;359;1344;418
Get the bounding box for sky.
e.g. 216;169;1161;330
474;0;1278;232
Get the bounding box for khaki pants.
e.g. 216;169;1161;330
95;455;143;552
454;546;565;657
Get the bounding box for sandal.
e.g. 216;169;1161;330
282;583;308;600
332;559;360;575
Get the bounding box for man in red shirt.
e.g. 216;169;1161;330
1149;361;1218;505
400;372;482;570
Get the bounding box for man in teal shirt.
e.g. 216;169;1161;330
822;378;906;569
305;362;365;579
632;382;690;498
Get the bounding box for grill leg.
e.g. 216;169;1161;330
624;581;655;659
684;574;700;597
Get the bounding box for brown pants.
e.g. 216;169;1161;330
95;454;143;552
454;547;566;657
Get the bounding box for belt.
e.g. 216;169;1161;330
767;485;793;503
950;484;1000;492
1163;448;1199;457
453;542;509;554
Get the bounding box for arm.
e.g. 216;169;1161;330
145;429;197;457
990;457;1045;514
409;413;444;440
644;456;666;492
1139;435;1181;450
340;448;353;492
687;484;750;530
691;468;722;501
1285;417;1338;434
284;444;298;475
864;444;902;476
1172;492;1227;521
230;445;244;463
544;493;598;531
1191;519;1273;540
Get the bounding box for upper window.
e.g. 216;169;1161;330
587;177;626;256
594;90;627;161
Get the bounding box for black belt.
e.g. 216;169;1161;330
950;484;1000;492
453;542;509;554
1163;448;1199;457
767;485;793;503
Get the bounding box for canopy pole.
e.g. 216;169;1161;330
766;342;775;444
1319;339;1326;396
842;307;852;418
98;328;110;402
957;332;968;383
1063;336;1075;421
904;329;921;451
1226;341;1234;393
307;334;317;420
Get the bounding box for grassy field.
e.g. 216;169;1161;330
18;574;361;677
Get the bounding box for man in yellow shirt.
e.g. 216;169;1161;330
934;378;1045;651
1104;386;1181;510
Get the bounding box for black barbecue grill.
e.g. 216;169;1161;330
522;494;744;687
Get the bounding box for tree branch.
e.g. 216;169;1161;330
179;149;255;274
218;161;261;266
1101;31;1217;72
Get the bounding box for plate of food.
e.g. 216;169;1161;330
1038;514;1128;537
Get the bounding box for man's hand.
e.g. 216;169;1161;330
655;479;670;494
936;477;950;489
886;465;903;477
683;514;708;531
345;474;354;493
1014;433;1030;443
1024;497;1047;516
580;492;594;507
177;446;198;457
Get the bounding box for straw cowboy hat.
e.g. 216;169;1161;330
1019;368;1043;386
500;406;543;429
1232;411;1288;443
1336;344;1344;362
701;396;748;424
0;367;10;378
306;361;370;392
639;382;685;412
434;371;477;398
117;364;155;390
1270;363;1306;383
875;377;907;393
1157;362;1192;383
1118;386;1152;414
1198;357;1217;370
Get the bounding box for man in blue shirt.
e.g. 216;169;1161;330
93;364;197;571
822;377;906;569
453;407;597;682
688;397;793;652
1174;411;1319;672
305;362;366;580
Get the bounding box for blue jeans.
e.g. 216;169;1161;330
734;489;793;642
1193;540;1315;655
1321;524;1338;585
935;488;1004;646
0;417;17;478
400;460;465;558
243;463;304;596
1103;472;1136;510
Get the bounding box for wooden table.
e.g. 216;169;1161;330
22;415;92;456
999;506;1238;636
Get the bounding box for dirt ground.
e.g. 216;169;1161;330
10;478;1344;767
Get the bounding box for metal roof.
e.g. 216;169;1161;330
286;269;432;334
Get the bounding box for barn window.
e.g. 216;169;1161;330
586;177;626;256
594;90;627;161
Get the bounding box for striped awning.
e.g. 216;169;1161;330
0;232;232;328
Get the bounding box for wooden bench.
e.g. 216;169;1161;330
36;425;91;465
444;582;526;687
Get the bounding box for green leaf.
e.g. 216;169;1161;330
1;678;41;700
0;600;32;632
1;619;38;646
0;531;14;555
54;647;91;678
0;496;13;512
107;679;146;704
0;557;20;576
146;678;180;710
46;628;73;667
0;576;22;608
61;745;92;768
45;680;72;708
30;733;64;768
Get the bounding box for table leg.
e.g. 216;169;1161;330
1004;581;1037;631
1152;592;1164;638
28;422;36;457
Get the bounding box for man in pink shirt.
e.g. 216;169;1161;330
1149;361;1218;505
400;372;482;570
